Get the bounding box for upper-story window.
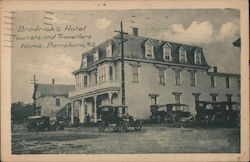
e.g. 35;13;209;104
226;77;230;88
97;65;107;84
179;46;187;62
194;49;202;64
190;71;197;86
106;42;112;58
145;40;154;58
175;70;181;85
132;65;139;82
159;68;165;85
211;76;216;87
163;43;172;61
93;49;99;62
83;75;88;87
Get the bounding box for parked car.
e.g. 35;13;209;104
195;101;240;127
150;103;193;125
26;116;64;132
97;105;142;132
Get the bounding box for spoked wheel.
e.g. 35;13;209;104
117;122;127;132
98;121;105;132
134;120;142;131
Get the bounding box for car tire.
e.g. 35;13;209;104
134;120;142;131
98;121;105;132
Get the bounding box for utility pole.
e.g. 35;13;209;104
115;21;128;105
30;74;38;115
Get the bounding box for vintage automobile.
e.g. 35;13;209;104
150;103;193;125
26;116;64;132
97;105;142;132
195;101;240;127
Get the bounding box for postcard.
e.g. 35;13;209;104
1;0;249;162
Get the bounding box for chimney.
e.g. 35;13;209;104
213;66;218;73
52;79;55;84
132;27;138;36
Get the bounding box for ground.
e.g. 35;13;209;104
12;124;240;154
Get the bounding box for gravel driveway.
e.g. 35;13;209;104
12;125;240;154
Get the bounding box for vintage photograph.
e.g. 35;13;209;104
1;0;249;161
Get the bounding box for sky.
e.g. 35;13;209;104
11;9;241;103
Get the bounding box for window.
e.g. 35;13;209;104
94;71;98;84
132;65;139;82
179;46;187;62
106;43;112;57
163;43;172;61
82;56;87;68
76;75;80;89
98;65;107;83
226;77;230;88
226;94;232;102
190;71;196;86
211;76;216;87
159;68;165;85
149;94;159;105
211;94;218;102
109;66;113;81
192;93;201;102
173;92;181;104
83;75;88;87
93;50;99;62
195;51;202;64
56;98;60;106
175;70;181;85
145;40;154;58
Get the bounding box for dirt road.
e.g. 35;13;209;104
12;125;240;154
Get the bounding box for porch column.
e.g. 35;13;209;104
108;92;112;105
79;99;85;123
78;100;82;123
70;101;74;125
93;95;97;123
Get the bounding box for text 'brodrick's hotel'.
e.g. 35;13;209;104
68;28;240;124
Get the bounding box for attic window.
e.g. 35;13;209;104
163;43;172;61
82;56;87;68
179;46;187;62
93;50;99;62
195;50;202;64
106;43;112;58
145;40;154;58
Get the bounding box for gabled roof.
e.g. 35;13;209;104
34;84;74;97
76;33;210;72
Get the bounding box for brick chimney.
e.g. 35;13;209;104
213;66;218;73
132;27;138;36
52;79;55;84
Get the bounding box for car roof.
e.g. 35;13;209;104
27;116;43;119
99;104;128;108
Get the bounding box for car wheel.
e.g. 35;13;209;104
134;120;142;131
98;121;105;132
119;123;127;133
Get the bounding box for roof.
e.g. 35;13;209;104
233;38;241;47
35;84;75;97
75;34;210;73
207;72;240;77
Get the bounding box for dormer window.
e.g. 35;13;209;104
163;43;172;61
82;56;87;68
106;43;112;58
145;40;154;58
194;49;202;64
93;49;99;62
179;46;187;62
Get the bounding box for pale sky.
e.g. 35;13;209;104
11;9;241;103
